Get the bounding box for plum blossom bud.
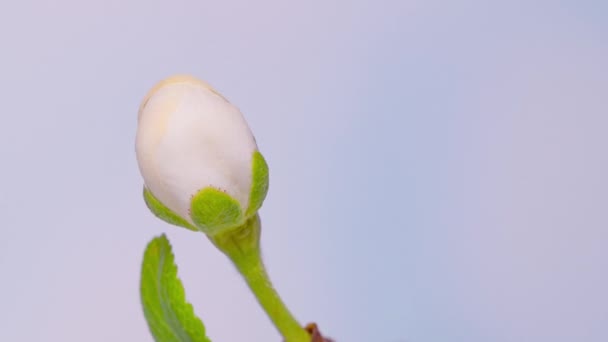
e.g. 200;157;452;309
136;75;268;236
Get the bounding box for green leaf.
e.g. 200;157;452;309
140;234;211;342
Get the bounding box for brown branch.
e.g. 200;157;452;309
305;323;334;342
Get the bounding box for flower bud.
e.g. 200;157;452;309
136;75;268;236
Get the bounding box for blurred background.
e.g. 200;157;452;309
0;0;606;341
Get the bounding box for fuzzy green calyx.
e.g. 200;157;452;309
190;151;268;236
143;151;270;236
190;187;244;236
143;187;198;231
246;151;269;217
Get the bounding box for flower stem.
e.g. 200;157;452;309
233;255;310;342
209;214;310;342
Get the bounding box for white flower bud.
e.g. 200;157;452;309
136;75;268;235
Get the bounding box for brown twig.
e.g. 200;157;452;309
304;323;334;342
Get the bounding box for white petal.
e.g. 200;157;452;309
136;75;257;224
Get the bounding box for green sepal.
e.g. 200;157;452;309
246;151;269;217
140;234;212;342
143;187;199;232
190;187;244;236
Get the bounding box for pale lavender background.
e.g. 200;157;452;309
0;1;607;341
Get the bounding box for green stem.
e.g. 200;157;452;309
233;254;310;342
209;215;310;342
